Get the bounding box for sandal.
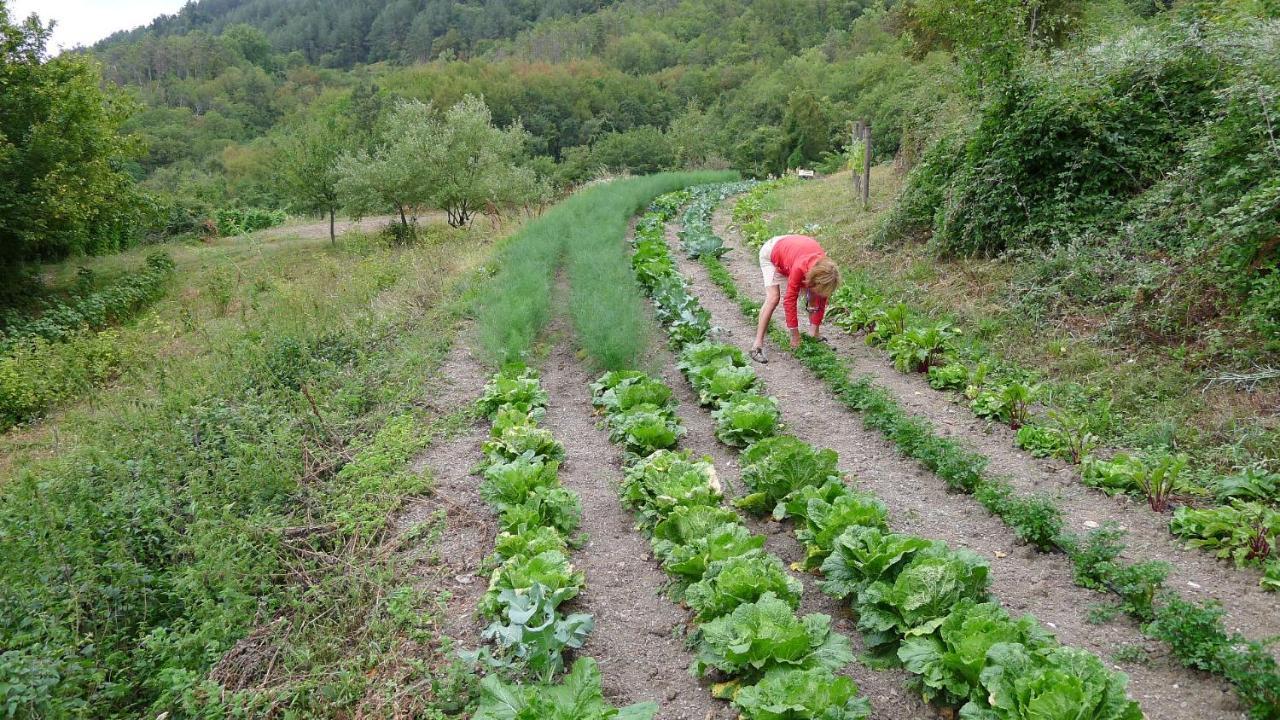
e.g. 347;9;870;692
749;347;768;364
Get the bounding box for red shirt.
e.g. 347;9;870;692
770;235;829;329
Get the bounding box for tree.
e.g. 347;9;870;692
782;90;832;168
1;7;144;287
421;95;534;227
335;99;434;232
277;115;344;243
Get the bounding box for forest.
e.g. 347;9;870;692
1;0;1278;718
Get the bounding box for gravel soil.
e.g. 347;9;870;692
540;331;735;719
712;202;1280;647
663;215;1245;719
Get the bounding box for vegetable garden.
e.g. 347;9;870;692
432;179;1278;719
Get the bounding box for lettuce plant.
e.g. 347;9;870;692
660;522;766;585
473;657;657;720
483;424;565;466
478;367;548;419
678;340;749;374
685;555;804;622
736;435;841;516
770;479;850;523
480;454;561;510
487;526;569;569
928;363;970;391
1171;500;1279;567
607;403;685;455
591;370;649;407
481;550;584;618
498;485;582;537
733;667;872;720
897;599;1055;706
692;592;853;681
819;526;941;601
960;643;1141;720
620;449;722;529
712;392;781;447
795;490;890;568
594;374;674;414
856;548;991;656
651;504;743;561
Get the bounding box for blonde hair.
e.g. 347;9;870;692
806;256;841;298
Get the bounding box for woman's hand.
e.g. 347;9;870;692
789;328;802;348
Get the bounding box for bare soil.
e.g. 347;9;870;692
663;216;1245;719
712;203;1280;647
540;329;734;719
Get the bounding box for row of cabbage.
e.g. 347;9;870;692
591;366;873;719
631;192;1144;720
467;369;657;719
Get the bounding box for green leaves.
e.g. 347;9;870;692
480;367;549;419
475;583;595;676
621;450;721;529
693;593;853;680
606;404;685;456
685;555;803;622
712;392;782;447
819;526;939;601
1171;500;1279;569
481;550;585;620
474;657;658;720
898;599;1054;707
962;644;1142;720
733;667;872;720
736;435;842;517
856;548;991;656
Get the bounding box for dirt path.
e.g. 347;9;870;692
540;331;732;720
395;336;496;647
712;203;1280;645
662;217;1244;719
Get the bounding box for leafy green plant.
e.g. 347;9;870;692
1046;410;1099;465
1062;524;1169;621
659;521;766;586
685;555;804;622
897;599;1054;707
819;526;941;602
927;363;969;391
692;593;853;682
472;657;657;720
887;323;954;373
1014;424;1069;460
479;367;548;419
865;303;909;347
620;449;722;529
1081;454;1143;496
1170;500;1279;568
499;485;582;537
827;285;884;335
483;424;566;466
732;667;871;720
1135;453;1189;513
794;490;890;569
1213;467;1280;505
591;370;649;407
712;392;782;447
480;551;584;619
480;454;562;510
736;435;841;516
973;480;1063;551
606;404;685;456
472;582;595;676
963;643;1142;720
488;526;569;569
856;548;991;656
595;375;674;414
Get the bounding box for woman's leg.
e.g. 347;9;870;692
753;285;781;350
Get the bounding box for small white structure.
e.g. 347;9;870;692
796;168;816;179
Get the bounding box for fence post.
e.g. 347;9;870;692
862;122;872;210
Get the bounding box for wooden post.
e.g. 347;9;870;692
861;122;872;210
852;121;864;195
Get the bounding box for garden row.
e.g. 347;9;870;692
0;252;177;429
699;185;1280;718
467;368;657;718
734;181;1280;590
618;194;1146;720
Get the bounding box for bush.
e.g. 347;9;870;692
213;206;287;236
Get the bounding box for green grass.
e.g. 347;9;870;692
477;171;736;371
0;221;499;718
